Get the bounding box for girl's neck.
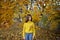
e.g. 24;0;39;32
28;21;31;22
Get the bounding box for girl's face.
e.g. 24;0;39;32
28;16;31;21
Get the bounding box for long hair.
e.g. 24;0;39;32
25;14;32;22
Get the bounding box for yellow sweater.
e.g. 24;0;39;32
23;21;35;38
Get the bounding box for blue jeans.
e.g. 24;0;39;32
25;33;33;40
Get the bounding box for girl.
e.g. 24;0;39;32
23;14;35;40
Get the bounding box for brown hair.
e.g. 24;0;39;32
25;14;32;22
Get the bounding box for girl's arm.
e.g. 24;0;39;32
33;23;35;38
23;23;25;39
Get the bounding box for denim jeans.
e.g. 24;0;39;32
25;33;33;40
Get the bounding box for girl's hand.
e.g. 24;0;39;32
33;36;35;39
23;37;25;40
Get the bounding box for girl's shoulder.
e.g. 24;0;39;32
24;23;27;24
31;21;35;25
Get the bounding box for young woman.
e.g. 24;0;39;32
23;14;35;40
